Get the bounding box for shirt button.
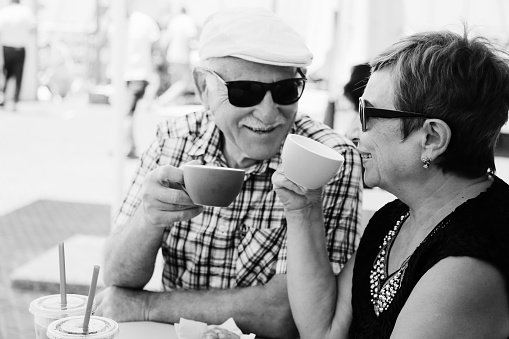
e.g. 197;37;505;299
218;223;228;232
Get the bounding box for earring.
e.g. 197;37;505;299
421;157;431;169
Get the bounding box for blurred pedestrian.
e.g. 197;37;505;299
343;63;370;112
157;5;198;106
344;63;371;187
123;5;160;158
0;0;36;111
344;63;371;138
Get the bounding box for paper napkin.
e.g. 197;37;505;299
175;317;256;339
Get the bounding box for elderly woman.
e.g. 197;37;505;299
273;28;509;338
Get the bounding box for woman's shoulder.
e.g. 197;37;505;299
418;176;509;285
453;175;509;234
486;175;509;213
398;256;509;338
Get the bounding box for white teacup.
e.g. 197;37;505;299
182;164;245;207
281;134;344;189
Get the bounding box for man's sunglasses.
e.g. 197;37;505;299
359;97;426;132
203;68;307;107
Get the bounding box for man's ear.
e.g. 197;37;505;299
421;118;451;160
192;67;210;109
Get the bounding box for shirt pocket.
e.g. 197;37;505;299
236;221;286;287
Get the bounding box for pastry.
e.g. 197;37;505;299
201;327;240;339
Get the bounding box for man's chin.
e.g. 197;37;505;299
247;150;278;161
239;145;279;163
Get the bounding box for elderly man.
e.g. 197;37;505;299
96;7;363;338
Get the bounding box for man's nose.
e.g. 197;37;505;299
252;91;280;125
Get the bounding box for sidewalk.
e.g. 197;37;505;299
0;98;181;339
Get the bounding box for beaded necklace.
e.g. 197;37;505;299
370;211;451;316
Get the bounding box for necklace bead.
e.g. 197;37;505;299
370;211;410;316
369;211;451;316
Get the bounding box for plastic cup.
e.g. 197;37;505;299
29;294;97;339
46;316;119;339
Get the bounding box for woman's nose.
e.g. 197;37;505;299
346;115;361;144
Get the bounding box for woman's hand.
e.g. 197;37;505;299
271;166;323;212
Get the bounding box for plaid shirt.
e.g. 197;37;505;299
113;109;364;290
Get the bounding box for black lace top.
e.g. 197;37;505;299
349;175;509;338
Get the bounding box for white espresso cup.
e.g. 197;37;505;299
281;134;344;189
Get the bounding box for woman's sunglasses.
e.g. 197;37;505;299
202;68;307;107
359;97;426;132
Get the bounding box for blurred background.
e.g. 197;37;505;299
1;0;509;338
13;0;509;105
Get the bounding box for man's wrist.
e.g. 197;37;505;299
143;290;156;321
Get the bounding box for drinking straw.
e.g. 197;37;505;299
58;242;67;307
83;265;100;334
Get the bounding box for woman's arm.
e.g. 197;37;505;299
392;257;509;338
272;169;354;339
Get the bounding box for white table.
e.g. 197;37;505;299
118;321;179;339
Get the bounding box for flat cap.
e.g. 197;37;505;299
199;7;313;67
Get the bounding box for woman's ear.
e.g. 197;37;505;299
421;118;451;160
192;68;209;109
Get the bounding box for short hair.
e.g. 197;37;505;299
343;63;371;111
370;27;509;178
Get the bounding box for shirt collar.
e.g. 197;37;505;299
187;120;224;165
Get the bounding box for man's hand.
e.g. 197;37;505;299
141;163;203;228
102;161;204;289
94;286;151;322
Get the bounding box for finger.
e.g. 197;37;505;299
148;196;197;212
145;204;203;226
94;291;103;304
272;170;308;196
153;181;196;207
144;170;195;207
179;205;204;221
93;298;103;316
152;165;185;186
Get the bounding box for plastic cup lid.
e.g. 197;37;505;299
29;294;96;319
46;316;119;339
